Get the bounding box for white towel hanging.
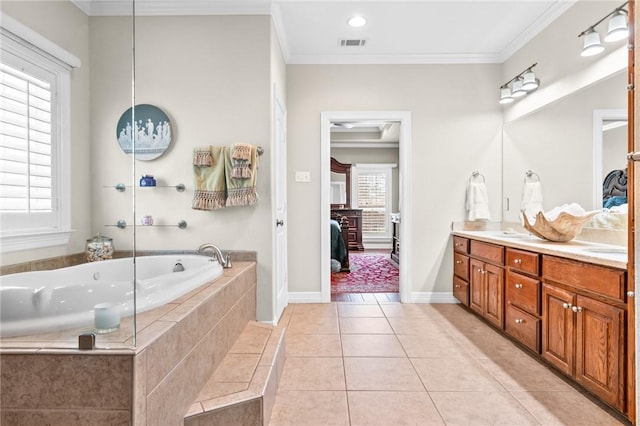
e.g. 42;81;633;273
521;174;544;223
466;175;491;221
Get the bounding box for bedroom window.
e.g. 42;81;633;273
352;164;393;242
0;19;78;252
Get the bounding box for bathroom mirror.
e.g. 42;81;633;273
502;71;627;227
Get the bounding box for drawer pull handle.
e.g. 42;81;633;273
562;303;572;309
514;283;523;289
455;285;461;288
514;259;522;264
571;306;582;313
455;260;462;264
515;319;524;324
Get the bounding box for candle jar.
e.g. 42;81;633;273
85;233;114;262
141;215;154;226
94;303;120;333
139;175;156;187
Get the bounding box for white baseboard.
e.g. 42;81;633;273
288;292;324;303
409;292;459;304
363;242;392;250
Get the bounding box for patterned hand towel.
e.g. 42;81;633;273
193;146;213;166
225;145;259;207
192;146;227;210
231;143;253;179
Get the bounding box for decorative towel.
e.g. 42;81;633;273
225;144;259;206
521;181;544;223
192;146;227;210
466;181;491;221
193;146;213;166
231;143;254;179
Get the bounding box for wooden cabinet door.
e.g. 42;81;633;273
469;258;484;316
575;295;625;411
542;284;575;376
484;263;504;329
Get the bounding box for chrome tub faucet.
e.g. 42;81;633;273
197;243;232;268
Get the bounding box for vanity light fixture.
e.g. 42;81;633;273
498;63;539;105
578;2;628;56
347;16;367;27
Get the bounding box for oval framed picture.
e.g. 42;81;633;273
116;104;172;161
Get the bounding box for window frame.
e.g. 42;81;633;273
352;163;395;242
0;17;79;253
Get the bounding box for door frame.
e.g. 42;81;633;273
320;111;412;302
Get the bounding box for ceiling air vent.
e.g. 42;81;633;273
339;39;366;47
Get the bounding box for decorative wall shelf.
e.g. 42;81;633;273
106;183;186;192
106;220;187;229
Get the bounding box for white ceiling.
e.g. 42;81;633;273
71;0;576;64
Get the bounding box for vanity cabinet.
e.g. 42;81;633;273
452;237;470;305
469;241;504;329
542;255;626;412
504;248;541;353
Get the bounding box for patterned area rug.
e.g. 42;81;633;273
331;252;399;293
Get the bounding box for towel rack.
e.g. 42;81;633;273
470;171;485;183
524;170;540;183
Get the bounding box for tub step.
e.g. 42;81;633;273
184;321;286;426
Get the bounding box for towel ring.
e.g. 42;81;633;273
524;170;540;183
470;171;485;183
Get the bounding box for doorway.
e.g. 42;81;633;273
320;111;412;303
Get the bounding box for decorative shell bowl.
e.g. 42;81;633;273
522;210;599;242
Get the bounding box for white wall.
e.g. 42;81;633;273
90;15;277;321
287;64;503;297
0;1;91;266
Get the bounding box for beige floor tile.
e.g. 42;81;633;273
286;334;342;357
379;303;429;318
348;391;445;426
279;357;345;390
291;303;338;318
337;303;384;317
286;316;340;335
412;357;505;391
481;352;574;392
511;391;626;425
344;357;424;391
386;316;450;335
453;328;524;359
430;391;540;425
339;317;393;334
397;333;469;358
341;334;406;357
269;390;349;426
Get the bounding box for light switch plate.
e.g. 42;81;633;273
295;171;311;183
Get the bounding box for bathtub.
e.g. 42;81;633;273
0;255;223;338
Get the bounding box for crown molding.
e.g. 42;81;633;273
287;52;504;65
71;0;271;16
498;0;577;62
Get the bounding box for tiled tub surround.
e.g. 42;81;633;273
0;261;257;426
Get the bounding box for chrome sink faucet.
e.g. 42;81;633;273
197;243;232;268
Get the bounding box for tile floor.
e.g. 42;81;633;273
268;300;627;426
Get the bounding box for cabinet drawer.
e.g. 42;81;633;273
506;271;540;315
453;236;469;254
454;253;469;280
470;240;504;265
506;248;539;276
453;275;469;306
505;304;540;353
543;256;626;302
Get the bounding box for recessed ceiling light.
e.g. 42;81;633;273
347;16;367;28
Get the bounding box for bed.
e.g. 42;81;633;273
331;215;350;272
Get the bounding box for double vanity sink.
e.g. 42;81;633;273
454;229;627;269
450;223;631;419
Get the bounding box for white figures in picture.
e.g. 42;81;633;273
117;118;171;153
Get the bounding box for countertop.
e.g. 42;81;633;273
452;229;627;270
